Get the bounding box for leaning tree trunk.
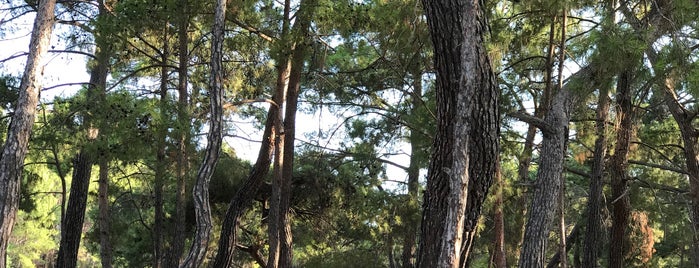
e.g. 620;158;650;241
56;18;111;267
513;65;598;268
0;0;56;264
582;85;609;268
213;59;289;268
516;89;574;268
416;0;498;267
179;0;226;264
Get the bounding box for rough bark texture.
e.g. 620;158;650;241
517;89;574;268
608;70;633;268
417;0;498;267
56;150;93;268
98;159;112;268
179;0;226;264
582;86;609;268
0;0;56;264
57;19;110;266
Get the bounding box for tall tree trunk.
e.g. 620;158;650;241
491;163;507;268
154;32;169;268
56;13;111;266
556;9;568;268
98;158;113;268
582;85;609;268
213;59;289;268
179;0;226;264
0;0;56;263
169;0;190;264
516;89;574;268
606;80;632;267
401;69;423;268
417;0;498;267
608;70;633;268
56;149;93;268
662;75;699;268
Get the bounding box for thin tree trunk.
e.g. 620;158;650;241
0;0;56;264
179;0;226;264
582;85;609;268
556;10;567;268
608;70;633;268
417;0;498;267
154;31;169;268
98;158;113;268
169;0;190;264
213;59;289;268
401;69;422;268
492;163;507;268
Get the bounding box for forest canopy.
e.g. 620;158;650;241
0;0;699;267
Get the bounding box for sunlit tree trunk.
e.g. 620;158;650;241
417;0;498;267
179;0;226;264
0;0;56;264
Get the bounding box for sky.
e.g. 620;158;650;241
0;5;413;193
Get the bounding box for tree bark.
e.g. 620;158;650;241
491;163;507;268
517;89;574;268
212;41;290;268
154;31;169;268
98;158;113;268
168;0;190;265
401;68;423;268
608;70;633;268
582;85;609;268
0;0;56;264
179;0;226;264
56;12;111;265
417;0;498;267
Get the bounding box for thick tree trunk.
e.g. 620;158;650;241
179;0;226;264
608;70;633;268
517;89;573;268
417;0;498;267
98;158;112;268
582;86;609;268
0;0;56;264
